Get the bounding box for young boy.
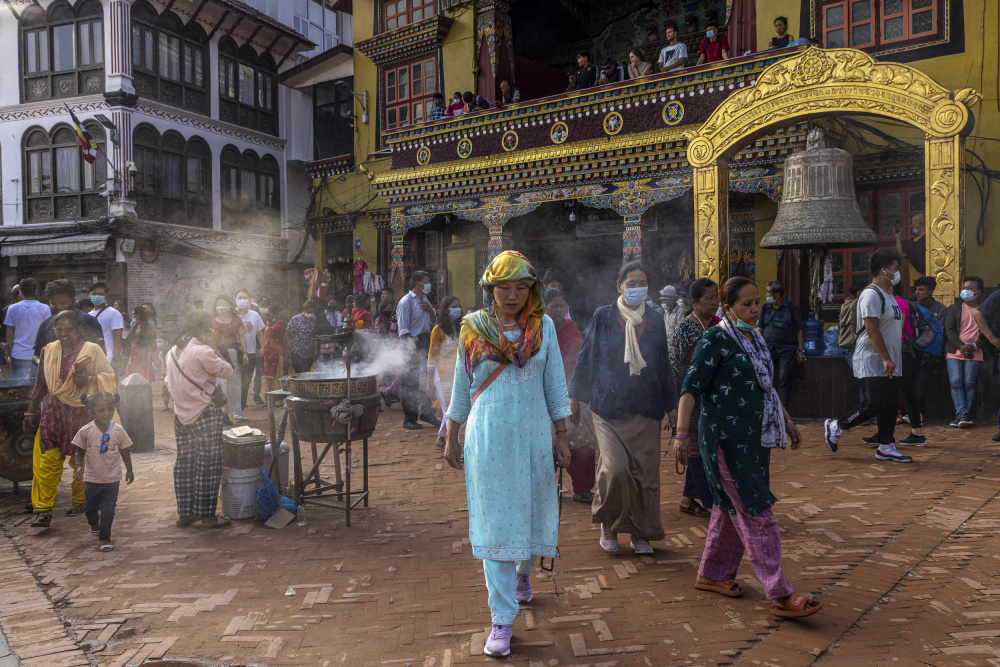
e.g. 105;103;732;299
73;392;134;551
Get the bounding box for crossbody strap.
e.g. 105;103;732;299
170;349;209;397
471;362;508;407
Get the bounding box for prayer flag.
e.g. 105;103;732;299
65;104;97;164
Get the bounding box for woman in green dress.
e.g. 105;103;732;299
675;277;821;618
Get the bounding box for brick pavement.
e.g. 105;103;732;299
0;385;999;665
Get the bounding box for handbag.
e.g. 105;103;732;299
171;349;228;408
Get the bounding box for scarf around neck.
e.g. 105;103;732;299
615;296;647;376
460;251;545;379
718;317;786;448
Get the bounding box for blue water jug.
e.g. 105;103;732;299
802;314;825;358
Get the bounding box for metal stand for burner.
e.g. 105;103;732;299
290;332;374;526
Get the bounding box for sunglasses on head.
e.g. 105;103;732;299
100;433;110;453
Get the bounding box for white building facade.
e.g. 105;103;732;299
0;0;350;326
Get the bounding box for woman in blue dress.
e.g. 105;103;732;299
444;251;571;658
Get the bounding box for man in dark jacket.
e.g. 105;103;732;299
756;281;803;406
32;279;106;357
569;51;598;91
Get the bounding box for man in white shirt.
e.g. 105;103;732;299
3;278;50;381
235;289;266;415
658;22;688;73
88;282;125;368
824;249;911;463
396;271;439;430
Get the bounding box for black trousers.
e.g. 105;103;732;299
239;353;258;411
769;346;797;407
290;354;313;374
901;353;940;429
84;481;120;540
838;376;902;445
401;333;431;423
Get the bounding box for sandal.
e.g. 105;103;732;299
30;512;52;528
680;500;711;517
695;578;744;598
66;505;85;517
99;540;114;552
771;594;822;618
175;517;198;528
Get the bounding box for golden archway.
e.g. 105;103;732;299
684;47;981;300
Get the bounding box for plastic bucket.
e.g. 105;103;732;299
219;466;260;520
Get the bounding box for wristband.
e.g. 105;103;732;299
785;419;795;425
23;413;36;417
554;428;567;434
674;433;689;439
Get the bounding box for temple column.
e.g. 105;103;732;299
104;0;137;219
487;224;511;261
691;164;730;285
924;135;966;303
622;214;645;263
474;0;515;104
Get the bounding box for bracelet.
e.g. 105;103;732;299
785;419;795;425
23;413;36;417
554;428;567;434
674;433;689;439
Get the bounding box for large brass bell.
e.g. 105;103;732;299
760;129;878;250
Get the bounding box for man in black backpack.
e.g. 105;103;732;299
824;249;912;463
899;276;946;443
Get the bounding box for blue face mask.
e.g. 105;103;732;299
961;290;977;302
448;307;462;319
236;299;250;309
90;295;106;306
766;296;775;305
706;29;716;38
622;287;647;307
726;308;758;332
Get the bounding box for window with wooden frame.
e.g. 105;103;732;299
817;0;940;51
382;0;436;32
218;38;278;136
130;0;209;115
384;56;437;130
131;124;212;228
23;123;106;223
20;0;104;102
220;145;282;234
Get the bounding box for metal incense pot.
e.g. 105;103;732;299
760;128;878;319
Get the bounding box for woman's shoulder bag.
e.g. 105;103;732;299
171;348;229;408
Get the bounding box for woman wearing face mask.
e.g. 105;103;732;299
944;277;987;429
668;278;721;519
675;277;817;618
427;296;463;448
211;295;248;422
286;300;319;373
570;261;677;556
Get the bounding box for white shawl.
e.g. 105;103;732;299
616;296;647;376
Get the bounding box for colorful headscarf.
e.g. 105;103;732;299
460;251;545;379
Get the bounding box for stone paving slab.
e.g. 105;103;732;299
0;383;1000;664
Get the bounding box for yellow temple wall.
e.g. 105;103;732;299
756;0;802;48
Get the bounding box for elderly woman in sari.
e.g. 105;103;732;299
544;288;597;502
676;277;820;618
23;310;117;528
444;251;571;659
570;262;676;555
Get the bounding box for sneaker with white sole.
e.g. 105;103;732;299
600;523;618;553
515;574;532;603
484;624;512;657
875;443;912;463
823;419;842;453
949;416;961;428
233;412;249;422
958;415;973;428
630;537;654;555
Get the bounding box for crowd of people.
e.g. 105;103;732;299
425;16;816;121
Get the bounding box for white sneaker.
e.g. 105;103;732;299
823;419;842;452
875;443;912;463
233;412;249;422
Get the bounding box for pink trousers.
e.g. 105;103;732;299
697;445;793;600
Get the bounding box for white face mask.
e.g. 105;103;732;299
422;282;433;294
448;307;462;319
236;298;250;309
886;269;902;286
216;306;229;315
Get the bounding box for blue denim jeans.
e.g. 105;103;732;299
946;358;981;419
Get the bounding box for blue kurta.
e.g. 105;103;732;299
447;315;572;561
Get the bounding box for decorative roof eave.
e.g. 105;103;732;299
382;46;808;147
355;15;455;67
315;215;355;234
307;153;355;179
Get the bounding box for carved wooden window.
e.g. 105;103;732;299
221;146;281;234
130;0;209;116
23;123;106;223
818;0;939;51
314;77;355;159
20;0;104;102
132;124;212;228
382;0;436;32
384;56;437;130
218;39;278;136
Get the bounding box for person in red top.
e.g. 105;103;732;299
350;294;374;332
696;20;730;65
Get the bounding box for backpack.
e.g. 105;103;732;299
837;285;885;350
911;302;944;356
